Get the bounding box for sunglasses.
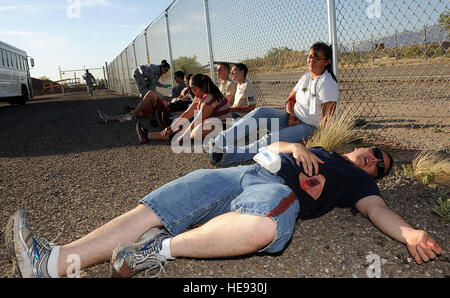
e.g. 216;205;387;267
372;147;386;179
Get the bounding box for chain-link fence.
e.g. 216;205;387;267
59;66;107;94
106;0;449;151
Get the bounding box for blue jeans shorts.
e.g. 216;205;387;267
139;164;300;253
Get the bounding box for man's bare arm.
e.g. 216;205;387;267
355;195;442;264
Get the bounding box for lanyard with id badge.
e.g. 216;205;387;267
309;74;320;115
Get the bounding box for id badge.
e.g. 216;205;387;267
247;96;256;105
309;96;316;114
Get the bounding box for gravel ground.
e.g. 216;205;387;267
0;90;448;278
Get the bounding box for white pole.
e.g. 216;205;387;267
203;0;215;82
164;10;175;87
59;65;64;95
327;0;338;79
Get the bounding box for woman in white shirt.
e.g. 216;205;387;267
210;42;338;165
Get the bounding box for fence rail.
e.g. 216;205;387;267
106;0;449;151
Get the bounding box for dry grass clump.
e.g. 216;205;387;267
410;150;450;187
304;108;362;153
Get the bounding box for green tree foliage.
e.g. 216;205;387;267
173;56;206;74
438;11;449;31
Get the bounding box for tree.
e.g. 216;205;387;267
438;11;449;31
38;76;50;81
173;56;206;74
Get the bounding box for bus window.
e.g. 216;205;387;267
0;50;3;67
7;51;12;68
17;55;22;70
13;53;17;69
1;50;6;67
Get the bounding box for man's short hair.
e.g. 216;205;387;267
234;63;248;77
174;71;184;79
218;62;231;72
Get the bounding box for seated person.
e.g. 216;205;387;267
168;71;187;100
135;73;232;145
97;60;171;124
229;63;257;119
97;73;191;127
216;62;237;104
210;42;338;166
8;142;442;278
166;73;194;114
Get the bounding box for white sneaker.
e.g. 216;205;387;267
118;113;134;123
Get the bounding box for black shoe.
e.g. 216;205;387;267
136;122;149;144
210;152;223;165
208;140;223;165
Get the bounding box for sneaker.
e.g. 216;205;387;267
5;209;55;278
210;151;224;165
110;227;171;278
208;139;224;165
118;113;134;123
136;122;149;144
97;110;109;123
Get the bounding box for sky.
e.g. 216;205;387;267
0;0;175;81
1;0;446;82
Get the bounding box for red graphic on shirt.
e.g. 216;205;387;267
299;173;326;200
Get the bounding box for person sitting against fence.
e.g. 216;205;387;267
229;63;257;119
97;73;192;127
166;73;194;113
96;60;171;124
7;142;443;278
135;73;232;145
167;71;187;101
216;62;237;104
209;42;338;166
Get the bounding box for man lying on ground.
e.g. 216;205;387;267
6;142;442;278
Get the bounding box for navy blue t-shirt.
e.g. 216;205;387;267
276;147;380;220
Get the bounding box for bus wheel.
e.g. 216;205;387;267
17;85;29;105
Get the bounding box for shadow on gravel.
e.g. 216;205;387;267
0;94;165;158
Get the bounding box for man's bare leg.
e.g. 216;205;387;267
132;91;158;117
57;204;161;276
170;212;276;258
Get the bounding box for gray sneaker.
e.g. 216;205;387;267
97;110;109;123
5;209;55;278
110;227;171;278
118;113;134;123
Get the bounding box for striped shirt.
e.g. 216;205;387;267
195;93;232;121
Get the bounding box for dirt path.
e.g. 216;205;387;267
0;90;448;278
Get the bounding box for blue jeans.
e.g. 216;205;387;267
140;164;299;253
213;107;316;165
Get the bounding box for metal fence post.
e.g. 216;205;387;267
124;49;131;94
58;65;65;95
120;53;126;95
327;0;338;79
103;62;108;89
144;31;150;65
203;0;215;82
164;10;175;87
